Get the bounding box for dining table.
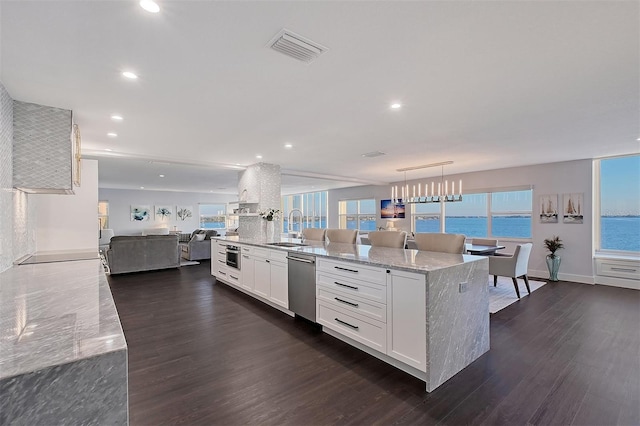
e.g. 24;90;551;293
465;243;506;255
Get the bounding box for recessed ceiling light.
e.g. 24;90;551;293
122;71;138;79
390;103;402;109
104;148;113;152
140;186;145;189
159;174;165;178
111;114;123;121
107;132;117;137
235;163;241;166
256;155;263;159
284;143;293;149
637;137;640;141
140;0;160;13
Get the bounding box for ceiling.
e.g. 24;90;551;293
1;1;638;195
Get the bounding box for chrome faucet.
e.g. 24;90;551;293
288;209;303;238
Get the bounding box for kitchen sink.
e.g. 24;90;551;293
266;242;308;247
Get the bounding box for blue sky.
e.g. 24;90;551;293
601;155;640;216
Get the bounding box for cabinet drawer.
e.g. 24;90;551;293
268;249;288;263
317;287;386;323
596;259;640;280
226;269;242;286
317;301;386;353
317;272;387;304
242;245;269;258
317;258;386;285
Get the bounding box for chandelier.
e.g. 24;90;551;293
391;161;462;204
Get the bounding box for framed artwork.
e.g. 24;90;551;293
155;205;173;221
563;193;584;224
381;199;405;219
131;205;151;222
539;194;558;223
176;205;193;221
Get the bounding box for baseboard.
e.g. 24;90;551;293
594;275;640;290
528;269;594;285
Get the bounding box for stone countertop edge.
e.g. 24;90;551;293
0;259;127;380
213;236;487;274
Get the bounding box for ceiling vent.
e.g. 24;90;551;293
268;29;328;63
362;151;386;158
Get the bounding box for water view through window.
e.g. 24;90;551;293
600;155;640;252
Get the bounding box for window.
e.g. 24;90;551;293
412;202;441;233
282;191;328;233
491;190;532;238
410;189;532;238
199;204;227;229
98;201;109;229
338;199;376;231
445;193;488;237
597;155;640;253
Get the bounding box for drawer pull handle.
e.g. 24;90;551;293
335;266;359;273
335;297;359;308
611;267;637;272
218;271;227;276
218;260;225;264
218;251;225;255
243;255;249;259
335;281;358;290
266;259;270;263
230;274;238;280
335;318;359;330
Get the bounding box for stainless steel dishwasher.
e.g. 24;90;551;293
287;253;317;322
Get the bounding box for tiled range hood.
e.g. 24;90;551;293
13;100;75;194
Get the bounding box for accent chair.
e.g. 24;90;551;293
488;243;533;298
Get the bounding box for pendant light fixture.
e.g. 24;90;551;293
391;161;462;204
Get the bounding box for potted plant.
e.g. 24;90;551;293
544;235;564;281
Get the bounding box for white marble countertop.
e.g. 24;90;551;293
215;236;486;274
0;259;127;379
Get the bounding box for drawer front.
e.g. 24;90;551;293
317;272;387;304
317;258;386;285
242;245;269;258
317;301;386;353
268;249;288;263
317;287;386;323
596;259;640;280
214;263;230;281
226;269;242;286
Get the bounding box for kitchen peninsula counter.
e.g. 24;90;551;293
0;259;128;425
214;236;490;392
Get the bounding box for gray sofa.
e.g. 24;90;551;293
106;235;180;274
180;229;218;261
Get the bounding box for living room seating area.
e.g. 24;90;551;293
105;235;181;274
180;229;218;261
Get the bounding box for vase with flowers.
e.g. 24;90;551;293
544;235;564;281
259;208;281;241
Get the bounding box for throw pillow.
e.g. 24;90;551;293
195;233;206;241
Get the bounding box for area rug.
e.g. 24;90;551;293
489;276;546;313
180;260;200;267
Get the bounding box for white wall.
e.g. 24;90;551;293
34;159;99;252
99;188;235;236
329;159;593;283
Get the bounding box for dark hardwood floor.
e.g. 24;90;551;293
108;262;640;425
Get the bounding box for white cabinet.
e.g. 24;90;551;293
386;269;426;371
213;241;289;311
268;253;288;308
316;258;387;352
254;257;271;298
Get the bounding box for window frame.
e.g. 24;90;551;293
338;198;377;231
198;203;228;230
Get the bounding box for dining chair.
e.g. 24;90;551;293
414;232;466;254
471;238;498;246
367;231;408;249
325;229;358;244
488;243;533;298
302;228;326;241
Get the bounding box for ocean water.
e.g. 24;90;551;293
206;216;640;252
601;216;640;252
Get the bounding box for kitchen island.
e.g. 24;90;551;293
0;259;128;425
212;236;489;392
